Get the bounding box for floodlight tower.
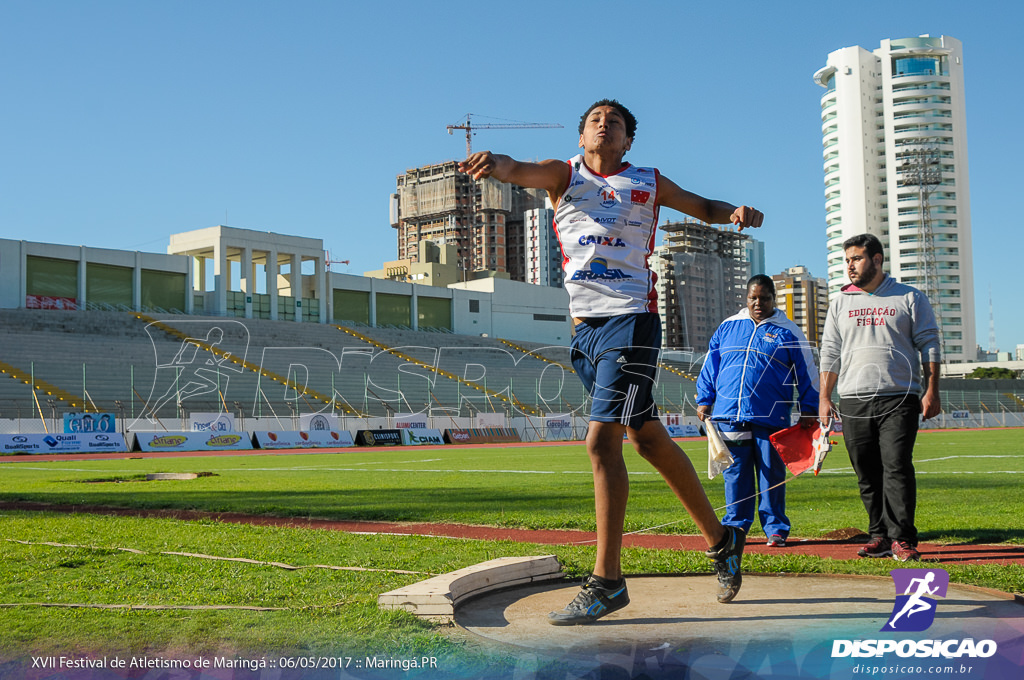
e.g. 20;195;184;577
898;137;944;351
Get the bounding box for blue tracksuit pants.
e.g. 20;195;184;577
716;421;790;539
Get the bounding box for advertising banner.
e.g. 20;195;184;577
393;413;429;429
25;295;78;310
474;413;507;429
134;431;251;452
63;412;117;433
544;417;574;441
666;424;701;438
355;429;403;446
443;428;521;444
400;428;445;446
299;413;339;431
253;430;355;449
188;412;236;432
0;432;128;454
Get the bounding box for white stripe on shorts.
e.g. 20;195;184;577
621;383;638;425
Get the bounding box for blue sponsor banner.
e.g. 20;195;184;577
1;432;127;454
63;412;117;433
666;424;701;438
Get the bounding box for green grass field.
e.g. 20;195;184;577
1;428;1022;661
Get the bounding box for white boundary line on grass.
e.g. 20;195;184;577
5;539;434;575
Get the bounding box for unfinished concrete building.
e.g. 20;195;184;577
651;220;751;352
772;265;829;347
390;162;546;281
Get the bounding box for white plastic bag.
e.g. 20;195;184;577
706;421;734;480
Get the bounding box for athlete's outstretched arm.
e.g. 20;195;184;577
657;175;763;230
458;152;570;197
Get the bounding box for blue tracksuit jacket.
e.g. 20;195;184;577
696;308;820;429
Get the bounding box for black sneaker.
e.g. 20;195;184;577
857;536;893;558
706;526;746;603
547;576;630;626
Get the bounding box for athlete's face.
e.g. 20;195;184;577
845;245;884;289
579;105;632;156
746;284;775;323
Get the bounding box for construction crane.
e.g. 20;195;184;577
325;251;350;272
447;113;562;157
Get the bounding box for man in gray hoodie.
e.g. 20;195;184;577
819;233;941;562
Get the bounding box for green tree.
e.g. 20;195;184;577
966;367;1019;380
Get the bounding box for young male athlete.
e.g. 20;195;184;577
459;99;764;625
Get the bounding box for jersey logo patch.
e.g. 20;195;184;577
570;258;633;281
578;235;626;247
630;189;651;205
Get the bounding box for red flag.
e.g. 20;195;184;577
770;424;820;476
630;189;650;205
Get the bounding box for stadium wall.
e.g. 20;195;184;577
0;235;572;345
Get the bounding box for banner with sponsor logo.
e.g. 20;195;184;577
474;413;507;429
666;424;701;438
400;428;445;446
393;413;429;429
0;432;128;454
544;416;574;441
188;412;236;432
443;428;521;444
300;413;340;431
63;412;117;433
253;430;355;449
355;429;403;446
133;431;251;452
26;295;78;310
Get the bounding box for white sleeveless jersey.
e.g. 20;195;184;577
553;154;660;317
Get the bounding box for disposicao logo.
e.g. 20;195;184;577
832;568;997;659
884;568;948;632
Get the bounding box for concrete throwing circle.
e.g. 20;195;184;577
455;573;1024;658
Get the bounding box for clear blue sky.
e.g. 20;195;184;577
2;1;1020;354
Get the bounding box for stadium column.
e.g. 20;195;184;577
240;246;252;319
267;249;278;321
132;251;142;311
291;253;302;322
77;247;87;311
368;278;378;327
315;252;327;324
411;287;418;331
185;256;195;314
213;240;228;317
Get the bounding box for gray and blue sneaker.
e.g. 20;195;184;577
706;525;746;603
547;576;630;625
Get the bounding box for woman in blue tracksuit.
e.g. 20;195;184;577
696;275;820;546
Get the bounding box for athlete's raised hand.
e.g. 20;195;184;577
459;151;506;181
730;206;764;231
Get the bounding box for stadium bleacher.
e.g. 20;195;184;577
3;309;1017;433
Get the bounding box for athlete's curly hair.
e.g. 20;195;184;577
578;99;637;139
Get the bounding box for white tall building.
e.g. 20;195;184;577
814;34;975;363
523;200;561;288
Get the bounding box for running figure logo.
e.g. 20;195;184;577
883;568;949;632
140;320;249;423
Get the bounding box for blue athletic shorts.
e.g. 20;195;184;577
570;312;661;429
